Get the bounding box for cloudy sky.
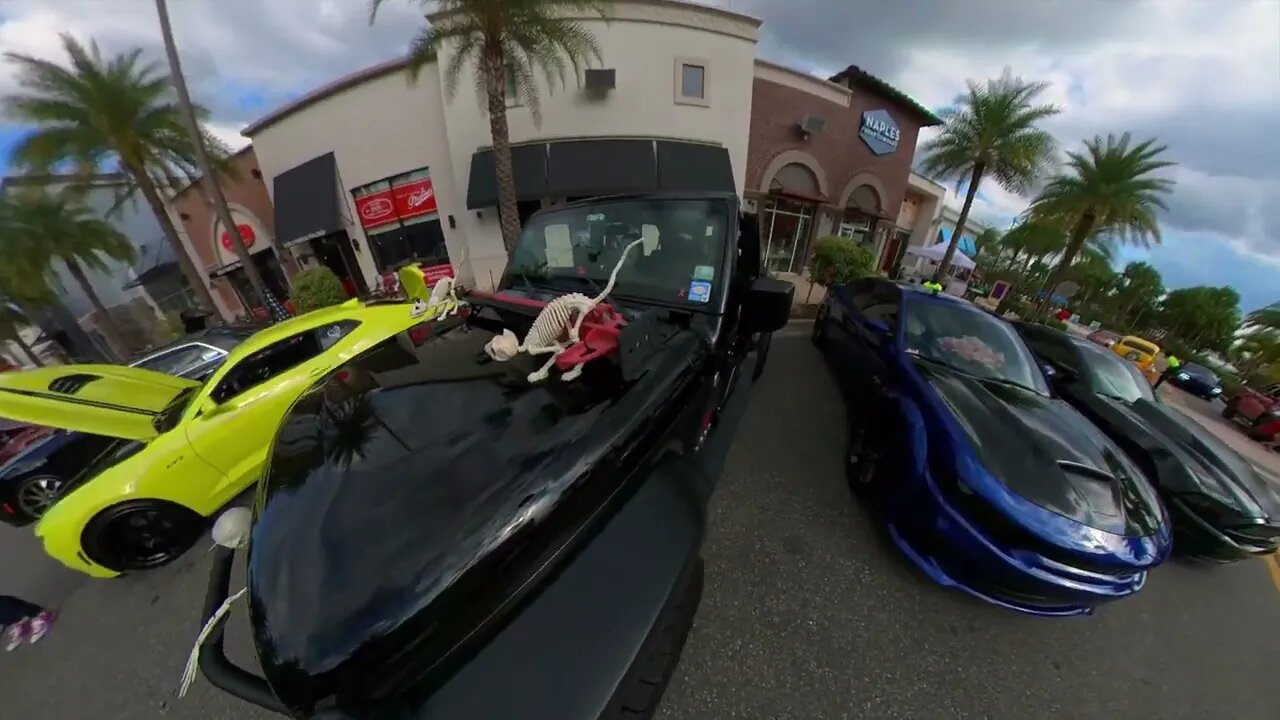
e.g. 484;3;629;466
1;0;1277;310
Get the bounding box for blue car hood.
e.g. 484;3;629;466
917;362;1165;539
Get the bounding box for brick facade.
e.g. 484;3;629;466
746;77;926;218
171;147;281;314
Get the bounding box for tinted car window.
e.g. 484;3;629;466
212;321;360;403
850;281;900;329
904;298;1047;394
1182;363;1217;381
1073;339;1154;403
133;344;224;377
1019;325;1082;374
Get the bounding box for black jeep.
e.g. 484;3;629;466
195;192;791;719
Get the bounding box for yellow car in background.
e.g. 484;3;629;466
0;299;442;577
1112;335;1162;373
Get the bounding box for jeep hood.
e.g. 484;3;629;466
245;311;707;716
917;361;1164;539
0;364;198;441
1104;397;1280;520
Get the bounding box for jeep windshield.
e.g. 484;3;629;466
503;198;730;310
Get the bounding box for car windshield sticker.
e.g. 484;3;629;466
693;265;715;281
689;280;712;303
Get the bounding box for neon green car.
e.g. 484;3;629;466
0;299;441;577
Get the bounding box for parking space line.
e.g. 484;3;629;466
1267;554;1280;594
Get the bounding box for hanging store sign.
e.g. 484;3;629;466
393;177;438;219
355;189;397;229
220;223;257;252
859;110;900;156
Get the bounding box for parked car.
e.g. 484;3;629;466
0;302;454;576
1166;362;1224;400
811;279;1170;616
1017;323;1280;561
1087;329;1121;348
1222;383;1280;447
190;193;791;720
0;420;53;467
0;329;252;527
1112;335;1162;373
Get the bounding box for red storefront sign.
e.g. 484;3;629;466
220;224;257;252
355;189;397;229
420;262;454;285
393;177;437;219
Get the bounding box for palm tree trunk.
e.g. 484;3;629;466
64;258;128;359
934;162;984;281
482;49;522;257
1034;212;1095;319
5;330;44;367
155;0;276;312
127;162;218;315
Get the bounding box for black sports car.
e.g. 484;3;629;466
192;193;792;719
1166;362;1223;400
1017;322;1280;560
0;328;251;525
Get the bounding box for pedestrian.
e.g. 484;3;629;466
1152;354;1182;390
1;595;55;651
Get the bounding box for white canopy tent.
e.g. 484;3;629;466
904;242;976;270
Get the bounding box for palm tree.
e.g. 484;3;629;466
5;191;139;357
919;69;1060;279
370;0;606;255
3;34;221;313
1247;307;1280;332
1028;133;1175;317
0;303;45;367
153;0;286;309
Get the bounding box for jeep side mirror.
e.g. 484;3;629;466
744;277;793;333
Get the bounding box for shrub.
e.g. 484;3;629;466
290;267;348;313
809;236;876;288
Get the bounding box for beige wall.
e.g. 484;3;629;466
248;68;466;285
433;0;760;286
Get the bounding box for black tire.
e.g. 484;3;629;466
601;559;704;719
810;310;827;348
82;500;205;573
752;332;772;382
1221;405;1235;419
15;474;66;521
845;421;877;495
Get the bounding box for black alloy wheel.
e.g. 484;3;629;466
16;474;65;519
84;501;204;573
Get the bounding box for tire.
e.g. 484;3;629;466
82;500;205;573
601;559;704;719
1221;405;1235;419
752;332;772;382
15;474;66;521
845;420;877;495
810;310;827;348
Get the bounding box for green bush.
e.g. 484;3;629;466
809;236;876;287
290;267;348;314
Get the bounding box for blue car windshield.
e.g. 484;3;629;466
505;198;729;309
903;298;1048;395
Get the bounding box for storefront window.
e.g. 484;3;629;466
368;217;449;273
760;198;814;275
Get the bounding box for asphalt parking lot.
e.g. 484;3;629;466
3;328;1279;720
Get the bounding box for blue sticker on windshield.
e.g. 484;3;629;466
688;280;712;303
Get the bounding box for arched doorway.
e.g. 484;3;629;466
760;162;822;275
837;184;882;245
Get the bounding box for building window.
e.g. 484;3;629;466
674;57;709;106
367;218;449;274
760;198;814;276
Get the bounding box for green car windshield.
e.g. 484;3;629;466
505;198;730;309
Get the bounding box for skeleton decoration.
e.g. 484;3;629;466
485;238;644;383
402;266;463;321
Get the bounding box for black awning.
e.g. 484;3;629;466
657;141;735;193
546;139;657;197
465;144;548;209
274;152;342;244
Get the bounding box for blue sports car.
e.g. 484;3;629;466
812;279;1171;616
